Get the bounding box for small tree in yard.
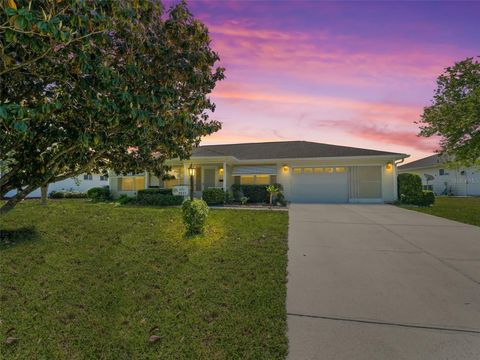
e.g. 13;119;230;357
0;0;224;213
418;57;480;167
266;185;280;208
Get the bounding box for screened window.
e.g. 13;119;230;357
335;167;346;173
240;175;255;185
314;167;324;173
325;167;334;174
118;177;145;191
293;168;302;174
303;167;313;174
255;175;270;185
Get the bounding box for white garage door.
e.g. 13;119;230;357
289;167;348;203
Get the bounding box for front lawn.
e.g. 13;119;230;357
0;200;289;359
399;196;480;226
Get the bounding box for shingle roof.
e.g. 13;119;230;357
191;141;406;160
398;154;447;170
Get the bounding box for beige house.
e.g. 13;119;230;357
109;141;408;203
398;154;480;196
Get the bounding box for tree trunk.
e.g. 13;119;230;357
0;184;37;215
40;184;48;205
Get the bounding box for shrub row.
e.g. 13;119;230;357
49;190;87;199
87;187;111;201
398;173;435;207
135;193;183;206
202;188;226;205
231;183;284;204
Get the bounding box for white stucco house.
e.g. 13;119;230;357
109;141;408;203
398;154;480;196
3;173;109;198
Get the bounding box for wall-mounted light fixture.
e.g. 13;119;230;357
219;168;224;175
282;165;289;173
386;162;393;171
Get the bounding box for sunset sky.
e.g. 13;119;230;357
183;1;479;162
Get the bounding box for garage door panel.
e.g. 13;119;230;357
290;171;348;203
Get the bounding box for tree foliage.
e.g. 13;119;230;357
418;57;480;166
0;0;224;212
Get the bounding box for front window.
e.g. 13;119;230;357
239;175;272;185
84;174;93;180
439;169;445;176
118;176;145;191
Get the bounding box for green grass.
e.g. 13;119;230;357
399;196;480;226
0;200;289;359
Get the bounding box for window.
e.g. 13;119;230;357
314;167;324;173
83;174;93;180
100;175;108;181
439;169;445;176
303;167;313;174
255;175;270;185
240;175;255;185
324;167;334;174
118;176;145;191
239;175;271;185
293;168;302;174
423;185;433;191
335;167;346;173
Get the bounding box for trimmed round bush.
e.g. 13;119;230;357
417;190;435;207
202;188;225;205
49;190;87;199
182;199;209;235
87;187;111;201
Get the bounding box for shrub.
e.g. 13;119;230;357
87;187;111;201
275;192;288;206
398;173;422;203
137;188;173;196
225;191;234;204
202;188;225;205
49;190;87;199
416;190;435;207
182;199;209;235
135;193;183;206
231;183;284;203
116;194;133;205
240;196;249;205
49;190;64;199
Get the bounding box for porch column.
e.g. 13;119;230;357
144;171;149;189
223;162;227;192
183;164;188;185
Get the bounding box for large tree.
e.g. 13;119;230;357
0;0;224;213
418;57;480;166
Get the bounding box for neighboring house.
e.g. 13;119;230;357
398;154;480;196
2;173;109;198
109;141;408;203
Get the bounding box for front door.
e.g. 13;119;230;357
203;168;216;189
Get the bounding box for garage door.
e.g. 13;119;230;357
290;167;348;203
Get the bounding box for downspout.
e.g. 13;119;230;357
393;158;406;201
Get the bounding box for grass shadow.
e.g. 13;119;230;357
0;226;39;249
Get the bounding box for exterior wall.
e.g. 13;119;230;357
399;166;480;196
109;156;400;202
4;174;108;198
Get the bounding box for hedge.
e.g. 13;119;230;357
137;188;173;196
87;187;111;201
202;188;225;205
49;190;87;199
135;192;183;206
231;183;283;203
398;173;435;206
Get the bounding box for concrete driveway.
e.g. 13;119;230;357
287;204;480;360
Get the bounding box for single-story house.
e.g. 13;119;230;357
398;154;480;196
109;141;408;203
2;173;109;198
